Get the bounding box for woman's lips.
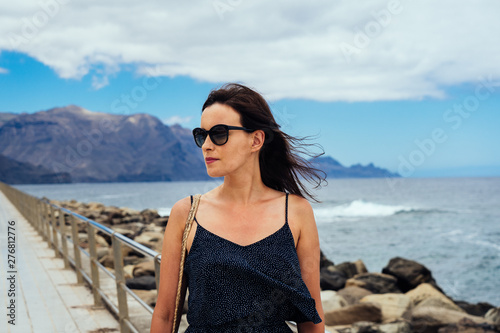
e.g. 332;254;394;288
205;157;218;164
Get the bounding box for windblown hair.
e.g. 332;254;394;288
202;83;326;202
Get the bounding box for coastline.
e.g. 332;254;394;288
50;197;500;332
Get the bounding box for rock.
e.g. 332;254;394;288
345;273;401;294
320;250;334;268
124;255;145;266
378;321;412;333
133;260;156;277
77;232;109;248
124;265;135;280
337;321;411;333
337;286;373;305
382;257;441;293
134;231;162;246
122;215;143;223
336;260;368;279
140;208;160;220
438;318;499;333
360;293;412;321
485;307;500;324
321;290;348;313
96;247;109;261
142;223;165;233
321;266;348;291
456;301;495;317
110;226;136;239
153;216;169;227
321;260;369;291
126;275;156;290
416;297;466;313
406;283;463;313
120;207;140;216
131;289;157;308
411;306;492;333
324;303;382;326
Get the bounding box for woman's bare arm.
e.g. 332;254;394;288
150;197;191;333
292;195;326;333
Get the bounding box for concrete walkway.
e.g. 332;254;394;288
0;190;121;333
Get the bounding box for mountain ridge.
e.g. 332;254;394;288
0;106;399;184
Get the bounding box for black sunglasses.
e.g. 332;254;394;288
192;124;254;148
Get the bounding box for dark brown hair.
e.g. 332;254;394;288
202;83;326;202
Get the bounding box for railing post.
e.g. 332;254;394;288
59;209;70;269
154;254;161;296
50;204;61;258
87;223;102;306
112;233;130;333
42;202;50;242
71;215;84;284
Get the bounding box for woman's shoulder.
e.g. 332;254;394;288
167;196;194;228
287;193;314;214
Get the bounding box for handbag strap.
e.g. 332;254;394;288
172;194;201;332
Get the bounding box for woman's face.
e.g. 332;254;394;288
200;103;256;178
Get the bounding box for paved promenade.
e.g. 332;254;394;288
0;190;121;333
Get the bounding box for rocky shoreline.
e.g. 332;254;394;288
50;198;500;333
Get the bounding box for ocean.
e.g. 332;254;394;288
14;177;500;306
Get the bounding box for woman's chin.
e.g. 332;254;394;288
206;168;224;178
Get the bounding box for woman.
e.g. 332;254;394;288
151;83;326;332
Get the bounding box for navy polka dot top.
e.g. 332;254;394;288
184;193;322;333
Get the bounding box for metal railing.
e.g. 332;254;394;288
0;181;160;333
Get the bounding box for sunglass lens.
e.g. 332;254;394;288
193;128;206;148
210;125;228;145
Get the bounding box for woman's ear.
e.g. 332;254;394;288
251;130;266;152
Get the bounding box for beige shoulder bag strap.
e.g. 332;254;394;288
172;194;201;332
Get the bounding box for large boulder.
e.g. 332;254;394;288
337;286;373;305
406;283;464;313
411;307;492;333
126;275;156;290
133;260;156;277
320;250;334;269
438;318;499;333
382;257;441;293
455;300;496;317
324;302;382;326
134;231;163;252
131;289;158;308
321;260;369;291
321;290;348;314
485;307;500;324
360;293;412;322
321;266;348;291
345;273;401;294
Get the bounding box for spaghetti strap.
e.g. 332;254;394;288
285;192;289;224
190;195;199;224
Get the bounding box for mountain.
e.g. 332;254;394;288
311;156;399;178
0;105;209;183
0;153;71;184
0;105;398;184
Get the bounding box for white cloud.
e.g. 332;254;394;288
163;115;193;126
0;67;8;74
1;0;500;101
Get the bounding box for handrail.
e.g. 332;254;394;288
0;181;160;333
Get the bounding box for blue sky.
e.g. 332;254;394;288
1;1;500;177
